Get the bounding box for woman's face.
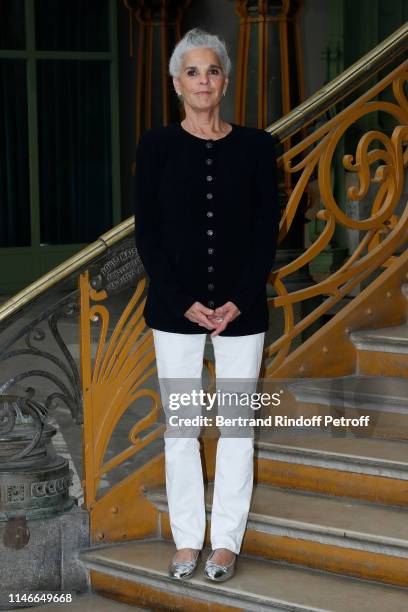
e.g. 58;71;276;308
173;47;228;112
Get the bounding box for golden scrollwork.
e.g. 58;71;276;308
80;272;163;509
264;61;408;375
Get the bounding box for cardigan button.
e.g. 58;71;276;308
206;175;213;182
208;283;215;291
207;265;214;272
206;229;214;236
206;211;213;217
205;141;213;149
206;158;213;165
207;248;214;254
206;193;213;200
208;300;215;307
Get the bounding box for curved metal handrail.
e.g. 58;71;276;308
0;21;407;326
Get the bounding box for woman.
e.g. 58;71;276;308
134;28;279;582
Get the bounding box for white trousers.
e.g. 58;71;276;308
152;328;265;554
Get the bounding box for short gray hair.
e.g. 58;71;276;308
169;27;231;77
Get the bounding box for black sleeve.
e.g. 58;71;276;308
228;133;280;314
134;132;195;319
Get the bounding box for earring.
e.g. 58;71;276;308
177;92;182;98
223;90;226;96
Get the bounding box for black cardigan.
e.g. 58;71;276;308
134;122;280;336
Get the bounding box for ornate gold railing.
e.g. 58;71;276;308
264;59;408;375
79;273;162;518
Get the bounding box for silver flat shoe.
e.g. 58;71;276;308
168;549;200;580
203;550;236;582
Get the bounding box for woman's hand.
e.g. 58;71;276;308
209;302;241;337
184;302;218;330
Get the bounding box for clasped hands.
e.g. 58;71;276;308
184;301;241;337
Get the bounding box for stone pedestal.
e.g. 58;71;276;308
0;395;89;608
0;504;89;609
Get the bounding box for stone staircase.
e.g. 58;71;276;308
78;286;408;610
286;375;408;440
78;432;408;610
79;539;408;611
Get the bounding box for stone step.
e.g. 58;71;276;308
270;400;408;442
349;326;408;377
38;591;141;610
286;375;408;415
350;324;408;354
281;374;408;441
79;539;408;611
147;482;408;586
254;429;408;505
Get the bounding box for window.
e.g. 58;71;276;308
0;0;119;251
